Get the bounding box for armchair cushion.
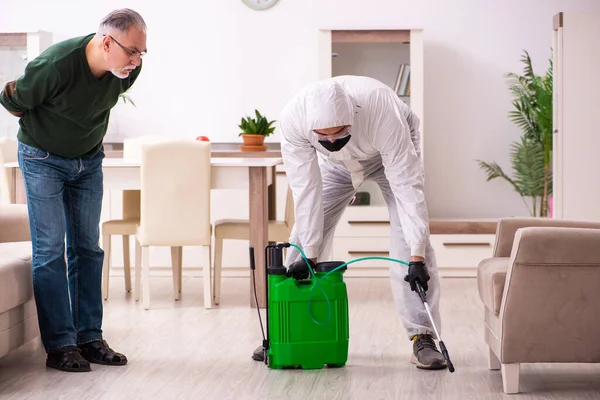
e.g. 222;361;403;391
477;257;509;316
0;205;30;243
0;242;32;314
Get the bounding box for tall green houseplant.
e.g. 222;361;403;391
477;50;553;217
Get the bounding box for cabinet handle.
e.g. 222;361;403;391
442;242;491;247
348;251;390;256
348;221;390;225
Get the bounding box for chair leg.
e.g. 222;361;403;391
488;347;501;370
102;234;111;300
203;245;212;309
134;239;142;301
171;246;182;300
123;235;132;293
501;363;520;394
142;246;151;310
213;237;223;305
178;247;183;295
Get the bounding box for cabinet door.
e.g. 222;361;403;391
552;14;563;218
552;13;600;221
429;234;495;272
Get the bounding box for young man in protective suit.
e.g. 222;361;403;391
252;75;446;370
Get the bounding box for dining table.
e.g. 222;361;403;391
4;152;283;309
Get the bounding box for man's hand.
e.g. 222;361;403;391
2;81;24;117
286;258;316;280
404;259;430;292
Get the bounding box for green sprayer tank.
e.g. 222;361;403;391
251;243;349;370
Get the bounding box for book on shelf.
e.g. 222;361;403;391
393;63;410;97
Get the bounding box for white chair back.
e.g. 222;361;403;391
123;135;170;160
137;140;211;247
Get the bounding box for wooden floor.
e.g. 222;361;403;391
1;277;600;399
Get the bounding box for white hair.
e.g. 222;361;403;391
97;8;147;36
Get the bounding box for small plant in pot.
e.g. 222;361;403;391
238;110;276;151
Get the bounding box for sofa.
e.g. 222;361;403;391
477;217;600;394
0;204;39;359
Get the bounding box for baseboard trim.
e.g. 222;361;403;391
107;266;477;278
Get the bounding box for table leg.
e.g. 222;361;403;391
268;167;276;221
249;166;268;308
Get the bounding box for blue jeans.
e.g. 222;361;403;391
17;141;105;352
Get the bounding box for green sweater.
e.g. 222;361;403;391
0;33;142;158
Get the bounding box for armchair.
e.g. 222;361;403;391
477;217;600;394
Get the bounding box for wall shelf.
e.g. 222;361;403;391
331;30;410;43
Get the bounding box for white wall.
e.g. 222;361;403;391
2;0;600;219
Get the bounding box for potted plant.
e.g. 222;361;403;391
238;110;276;151
477;50;553;217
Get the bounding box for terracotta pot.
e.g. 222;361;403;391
241;134;265;147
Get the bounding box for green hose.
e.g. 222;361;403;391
288;243;409;325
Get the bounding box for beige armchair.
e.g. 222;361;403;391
477;217;600;394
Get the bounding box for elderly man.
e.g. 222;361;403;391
274;75;446;370
0;8;146;372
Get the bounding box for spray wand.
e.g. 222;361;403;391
414;281;455;373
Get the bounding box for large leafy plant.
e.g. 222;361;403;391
238;110;276;136
477;50;553;217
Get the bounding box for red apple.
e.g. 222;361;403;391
196;136;210;142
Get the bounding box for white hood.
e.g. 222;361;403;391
305;80;355;131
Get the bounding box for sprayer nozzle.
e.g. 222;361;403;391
439;341;455;373
276;242;291;249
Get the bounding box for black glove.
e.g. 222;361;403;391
404;261;430;292
286;259;315;280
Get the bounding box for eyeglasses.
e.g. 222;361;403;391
313;126;351;141
106;35;146;59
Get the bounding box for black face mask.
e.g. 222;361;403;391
319;135;351;152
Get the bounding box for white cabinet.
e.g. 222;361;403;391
313;28;496;277
329;206;496;278
319;28;424;162
552;12;600;221
428;234;495;277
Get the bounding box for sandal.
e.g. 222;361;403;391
79;340;128;366
46;346;91;372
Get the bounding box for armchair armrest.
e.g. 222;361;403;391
494;217;600;257
0;204;31;243
477;257;510;315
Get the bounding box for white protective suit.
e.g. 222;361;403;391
279;75;441;339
